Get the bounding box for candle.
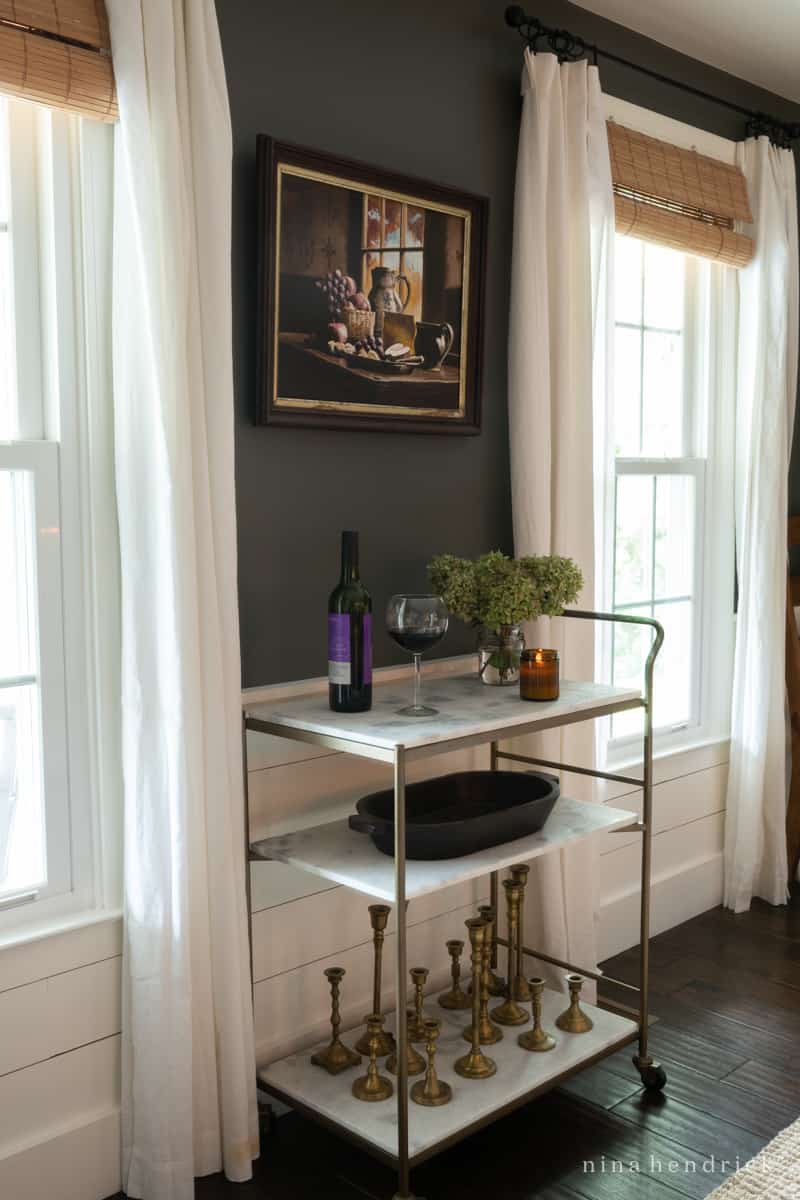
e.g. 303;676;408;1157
520;649;559;701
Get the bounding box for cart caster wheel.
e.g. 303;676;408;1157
638;1063;667;1091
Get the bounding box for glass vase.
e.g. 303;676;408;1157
477;625;525;686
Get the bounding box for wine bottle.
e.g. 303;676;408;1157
328;530;372;713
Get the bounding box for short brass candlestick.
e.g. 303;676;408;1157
408;967;429;1042
462;909;502;1045
386;1008;425;1077
509;865;532;1002
311;967;361;1074
411;1018;452;1107
355;905;395;1057
518;977;556;1052
352;1014;393;1102
438;939;471;1010
454;919;496;1080
556;974;594;1034
491;879;530;1026
478;905;505;996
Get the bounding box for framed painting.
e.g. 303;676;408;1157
256;137;487;433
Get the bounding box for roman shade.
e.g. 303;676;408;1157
608;121;754;267
0;1;117;121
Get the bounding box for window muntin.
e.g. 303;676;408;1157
362;194;425;321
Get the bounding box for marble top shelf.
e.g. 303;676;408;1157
250;796;637;902
244;674;642;762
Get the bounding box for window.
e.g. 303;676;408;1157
362;195;425;320
0;97;116;931
606;230;734;756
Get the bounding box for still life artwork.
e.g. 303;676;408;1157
257;137;486;432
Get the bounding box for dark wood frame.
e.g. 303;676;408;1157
256;136;487;434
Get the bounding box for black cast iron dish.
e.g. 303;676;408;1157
349;770;559;860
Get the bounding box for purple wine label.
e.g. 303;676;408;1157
328;614;373;687
363;614;373;684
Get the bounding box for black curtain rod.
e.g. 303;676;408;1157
505;6;799;147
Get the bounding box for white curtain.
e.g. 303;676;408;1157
724;138;799;913
508;51;615;987
106;1;259;1196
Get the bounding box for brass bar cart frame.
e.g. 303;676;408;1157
243;607;665;1200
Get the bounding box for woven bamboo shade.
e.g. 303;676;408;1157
0;0;116;121
608;121;754;268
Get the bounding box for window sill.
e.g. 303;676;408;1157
608;733;730;782
0;901;122;954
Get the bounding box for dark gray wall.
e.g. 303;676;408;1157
217;0;800;687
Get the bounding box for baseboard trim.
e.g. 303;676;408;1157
598;852;724;961
0;1108;120;1200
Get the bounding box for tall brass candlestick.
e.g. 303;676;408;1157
411;1018;452;1107
408;967;430;1042
438;939;471;1010
509;865;532;1002
491;880;530;1026
454;918;496;1080
352;1014;393;1102
518;977;556;1052
355;905;395;1057
311;966;361;1074
463;909;502;1045
478;904;505;996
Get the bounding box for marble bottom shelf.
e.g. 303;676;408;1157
258;987;639;1166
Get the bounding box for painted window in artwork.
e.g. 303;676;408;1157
362;195;425;321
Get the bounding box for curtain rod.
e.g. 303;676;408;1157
505;6;799;148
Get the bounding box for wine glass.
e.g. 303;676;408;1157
386;594;449;717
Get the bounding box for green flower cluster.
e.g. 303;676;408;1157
428;550;583;634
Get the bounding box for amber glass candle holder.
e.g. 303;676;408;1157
520;649;559;701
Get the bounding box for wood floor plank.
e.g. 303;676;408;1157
601;1021;749;1082
635;991;800;1071
723;1057;800;1108
671;979;800;1043
610;1090;766;1170
551;1093;744;1200
559;1062;643;1110
637;1057;796;1139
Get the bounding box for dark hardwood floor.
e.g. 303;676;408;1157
113;889;800;1199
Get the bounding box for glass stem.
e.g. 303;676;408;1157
413;653;422;711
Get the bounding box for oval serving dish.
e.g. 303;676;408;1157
348;770;559;860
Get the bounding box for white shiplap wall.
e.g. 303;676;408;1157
0;657;727;1200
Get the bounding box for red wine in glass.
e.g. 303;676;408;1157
386;594;448;716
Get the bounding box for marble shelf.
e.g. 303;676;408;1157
244;674;642;762
250;796;637;902
258;987;639;1166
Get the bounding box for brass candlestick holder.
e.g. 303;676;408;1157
556;974;594;1034
491;879;530;1027
478;904;505;996
411;1018;452;1107
408;967;430;1042
462;908;502;1045
352;1014;394;1102
518;977;556;1052
355;905;395;1057
454;918;497;1080
509;865;532;1002
311;966;361;1074
438;939;471;1010
386;1008;426;1077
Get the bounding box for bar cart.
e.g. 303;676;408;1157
243;610;665;1199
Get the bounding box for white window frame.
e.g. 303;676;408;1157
0;98;118;938
602;97;737;766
